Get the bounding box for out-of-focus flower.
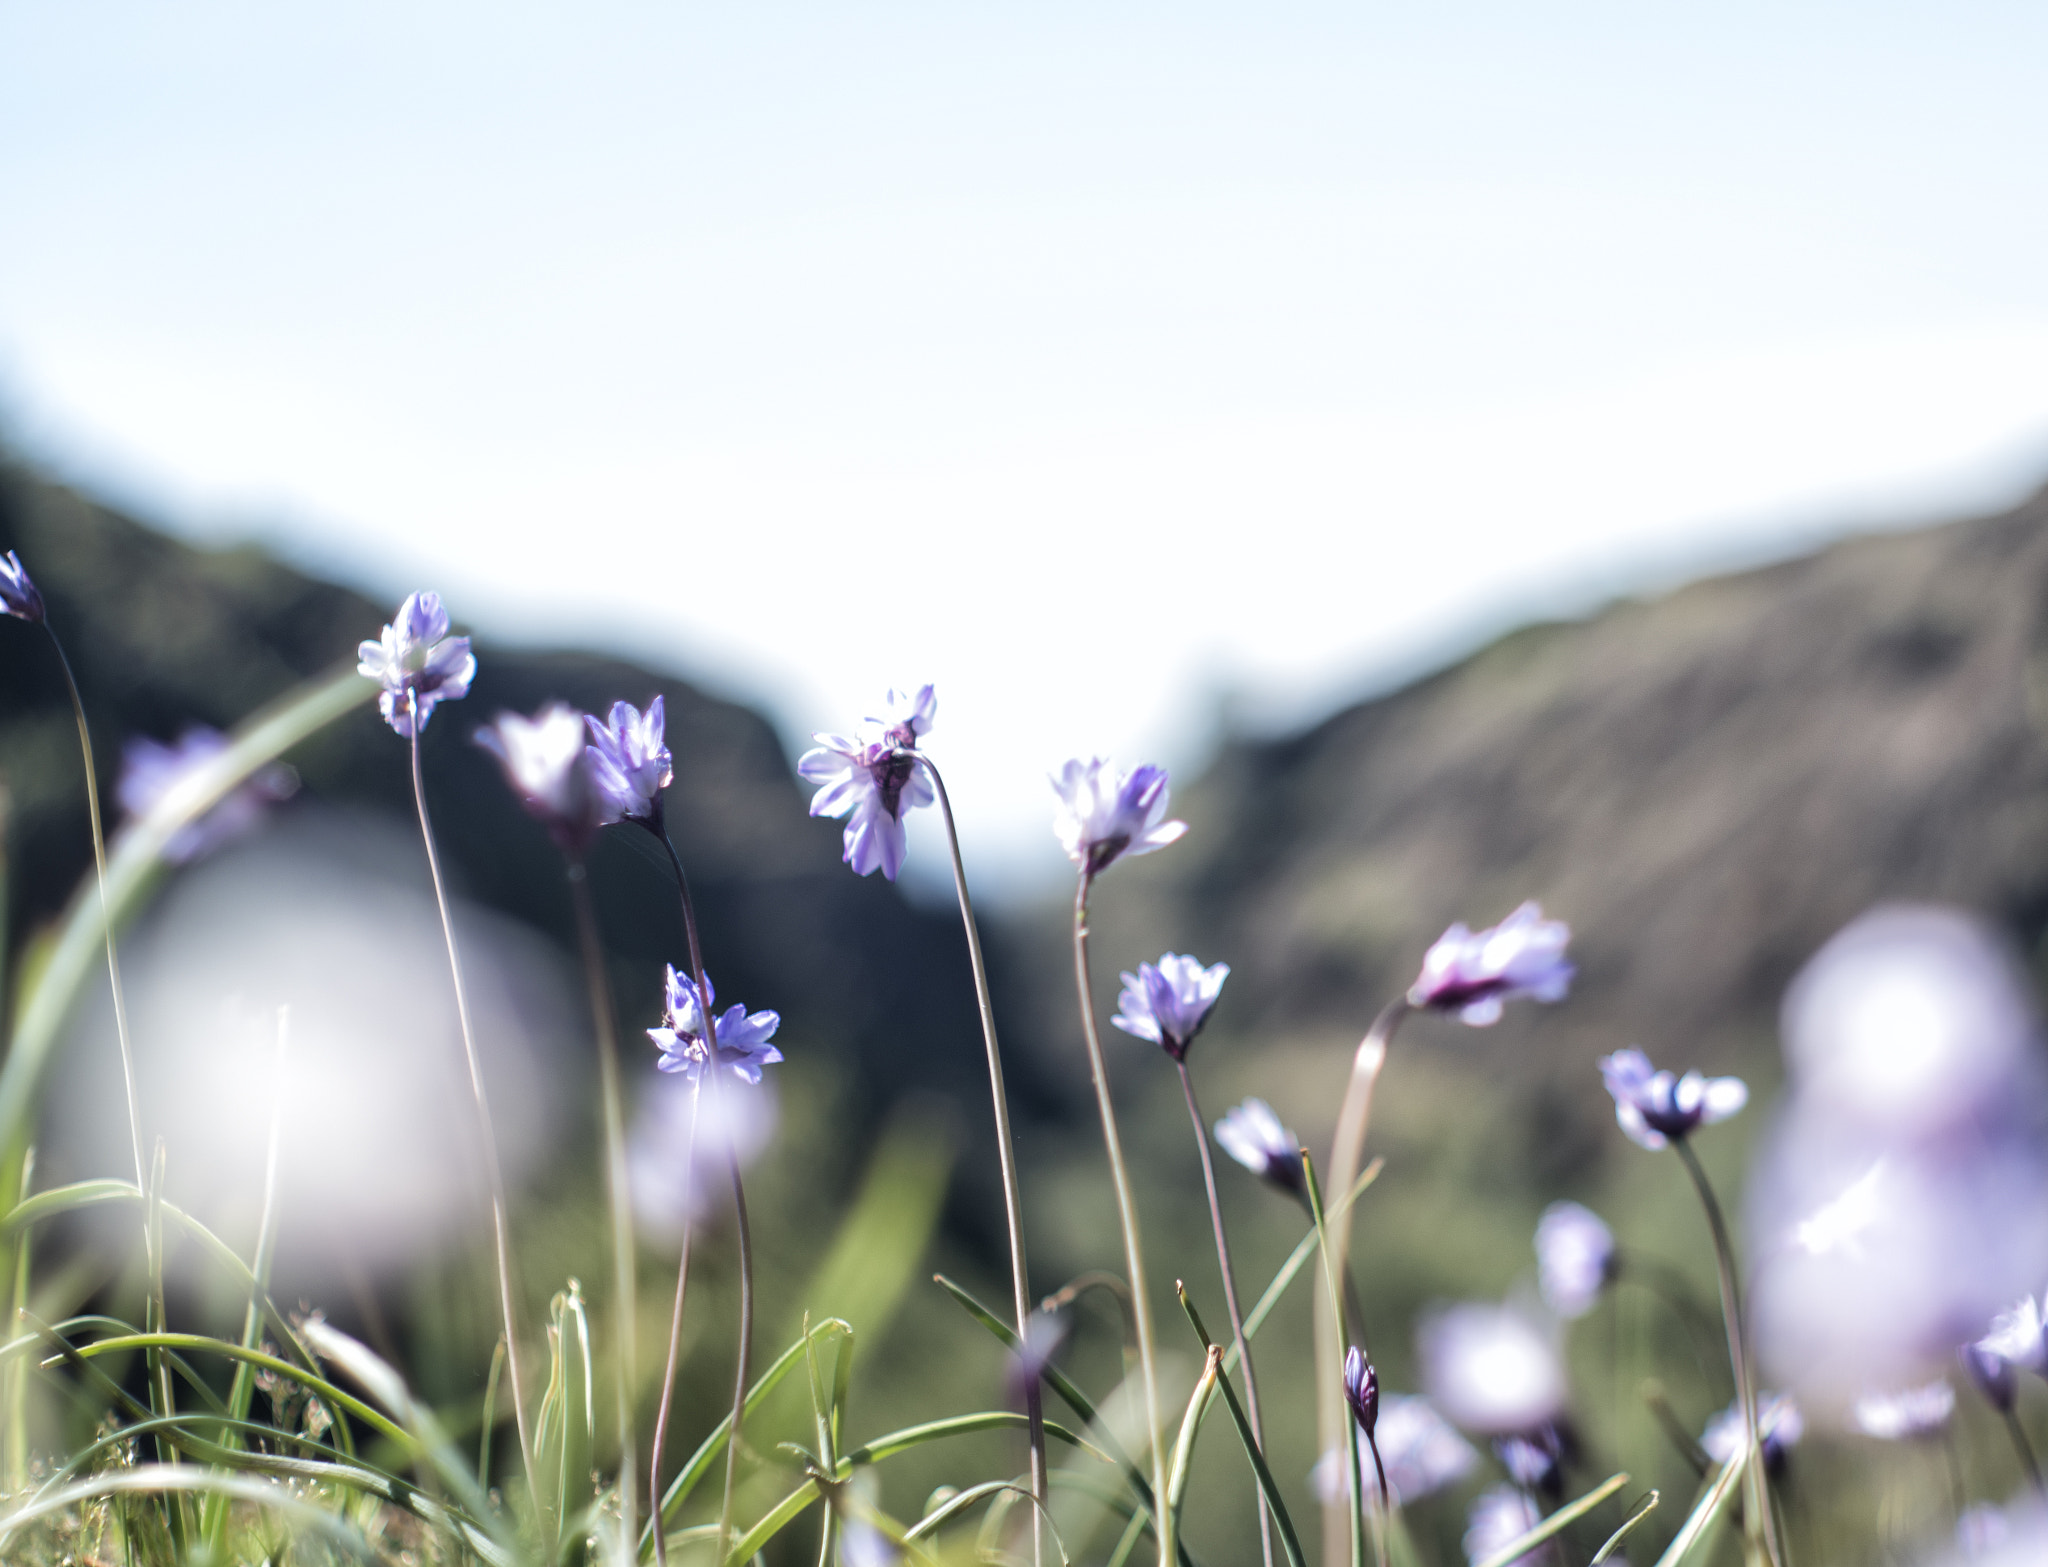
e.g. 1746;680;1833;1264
628;1069;777;1240
1111;953;1229;1061
798;688;939;882
475;705;601;856
1853;1379;1955;1440
1343;1345;1379;1436
1492;1426;1568;1493
1312;1394;1478;1506
1409;902;1574;1026
1008;1309;1069;1403
1215;1098;1303;1196
1598;1047;1747;1150
1979;1295;2048;1375
0;551;45;623
1701;1391;1802;1472
1463;1485;1542;1566
1534;1202;1613;1319
1783;905;2042;1142
1941;1501;2048;1564
1960;1341;2019;1412
1418;1301;1568;1437
647;966;783;1085
1050;758;1186;875
118;726;296;864
358;592;476;737
1790;1160;1888;1260
584;697;672;827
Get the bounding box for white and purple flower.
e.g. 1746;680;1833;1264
0;550;45;623
1462;1486;1542;1567
1343;1345;1379;1435
1702;1391;1802;1471
1313;1393;1478;1507
1598;1047;1748;1150
1853;1379;1955;1440
357;591;476;738
475;704;603;855
1534;1202;1614;1320
1214;1098;1303;1195
118;726;296;864
1418;1301;1568;1438
1050;758;1187;876
1979;1294;2048;1376
585;697;673;827
1408;901;1573;1026
1111;952;1229;1061
798;686;939;882
647;966;784;1085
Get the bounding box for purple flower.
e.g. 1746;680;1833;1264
1111;952;1229;1061
118;726;296;864
357;592;476;738
628;1070;777;1240
1598;1047;1748;1150
1314;1394;1478;1507
0;551;45;623
1961;1340;2019;1412
1701;1391;1802;1471
1534;1202;1614;1320
584;697;673;827
1418;1301;1567;1438
1853;1379;1955;1440
647;966;783;1085
798;687;939;881
475;704;602;855
1409;901;1573;1026
1493;1427;1566;1492
1214;1098;1303;1195
1050;758;1187;875
1343;1345;1379;1436
1462;1486;1542;1567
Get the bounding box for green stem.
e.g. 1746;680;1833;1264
1071;871;1169;1567
916;756;1046;1557
1175;1058;1272;1567
408;704;534;1493
569;864;639;1559
714;1111;755;1567
1671;1137;1780;1567
648;1079;701;1567
1301;1154;1370;1567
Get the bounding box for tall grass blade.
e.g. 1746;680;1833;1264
1469;1472;1631;1567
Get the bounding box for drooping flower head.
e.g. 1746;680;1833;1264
1853;1379;1956;1440
358;591;476;738
1534;1201;1615;1320
1215;1098;1303;1196
1051;758;1186;876
0;551;45;623
1702;1391;1802;1473
1409;901;1573;1026
585;697;673;828
476;704;602;856
1462;1486;1542;1567
1417;1301;1568;1438
797;686;939;881
1343;1345;1379;1436
647;965;783;1085
1111;952;1229;1061
1598;1047;1748;1150
1313;1394;1478;1507
118;726;297;864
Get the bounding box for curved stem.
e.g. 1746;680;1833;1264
648;1080;702;1567
1071;871;1169;1567
915;756;1046;1553
715;1094;755;1567
408;710;534;1493
1672;1137;1781;1567
1175;1058;1272;1567
1315;999;1406;1567
2006;1408;2045;1496
46;629;144;1192
569;864;639;1557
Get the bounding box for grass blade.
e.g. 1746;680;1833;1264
1174;1284;1309;1567
1471;1471;1632;1567
1592;1489;1661;1564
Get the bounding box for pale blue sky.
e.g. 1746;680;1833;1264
6;3;2048;894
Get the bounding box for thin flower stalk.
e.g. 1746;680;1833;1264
568;864;638;1561
715;1075;756;1567
648;1077;702;1567
1301;1153;1375;1567
1316;998;1407;1567
1174;1057;1273;1567
1071;870;1171;1567
914;754;1047;1551
1673;1137;1782;1567
408;698;535;1492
